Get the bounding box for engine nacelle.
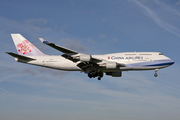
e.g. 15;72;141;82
106;71;122;77
106;62;117;69
79;55;92;62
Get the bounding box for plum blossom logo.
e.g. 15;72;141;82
17;40;34;54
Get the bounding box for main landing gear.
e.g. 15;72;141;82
154;69;158;77
88;70;103;80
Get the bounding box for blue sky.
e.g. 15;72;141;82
0;0;180;120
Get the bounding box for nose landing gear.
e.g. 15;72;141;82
154;69;158;77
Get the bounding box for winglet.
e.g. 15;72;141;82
39;38;49;44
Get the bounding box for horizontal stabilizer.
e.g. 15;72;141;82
6;52;36;61
39;38;78;54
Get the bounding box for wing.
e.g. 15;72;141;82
39;38;125;72
39;38;102;62
39;38;78;55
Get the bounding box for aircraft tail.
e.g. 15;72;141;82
11;34;45;56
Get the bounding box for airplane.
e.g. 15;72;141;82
6;34;174;80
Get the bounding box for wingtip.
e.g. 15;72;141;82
39;38;44;42
6;52;11;54
39;38;49;43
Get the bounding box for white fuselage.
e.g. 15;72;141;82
9;34;174;79
16;52;174;72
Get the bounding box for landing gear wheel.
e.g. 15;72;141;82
87;70;103;80
154;73;158;77
154;69;158;77
88;72;92;78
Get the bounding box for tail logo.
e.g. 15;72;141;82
17;40;34;54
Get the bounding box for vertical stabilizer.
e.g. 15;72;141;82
11;34;45;56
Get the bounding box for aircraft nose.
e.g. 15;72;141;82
170;59;175;65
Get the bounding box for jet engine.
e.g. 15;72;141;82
72;54;92;62
106;62;117;69
106;71;122;77
80;55;91;62
72;55;92;62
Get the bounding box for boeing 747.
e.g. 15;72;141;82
6;34;174;80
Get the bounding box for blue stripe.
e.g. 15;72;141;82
145;62;174;66
126;59;174;67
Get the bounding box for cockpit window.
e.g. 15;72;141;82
159;53;163;55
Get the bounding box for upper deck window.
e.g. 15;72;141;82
125;54;136;55
139;54;152;55
159;53;163;55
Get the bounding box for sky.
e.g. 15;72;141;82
0;0;180;120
